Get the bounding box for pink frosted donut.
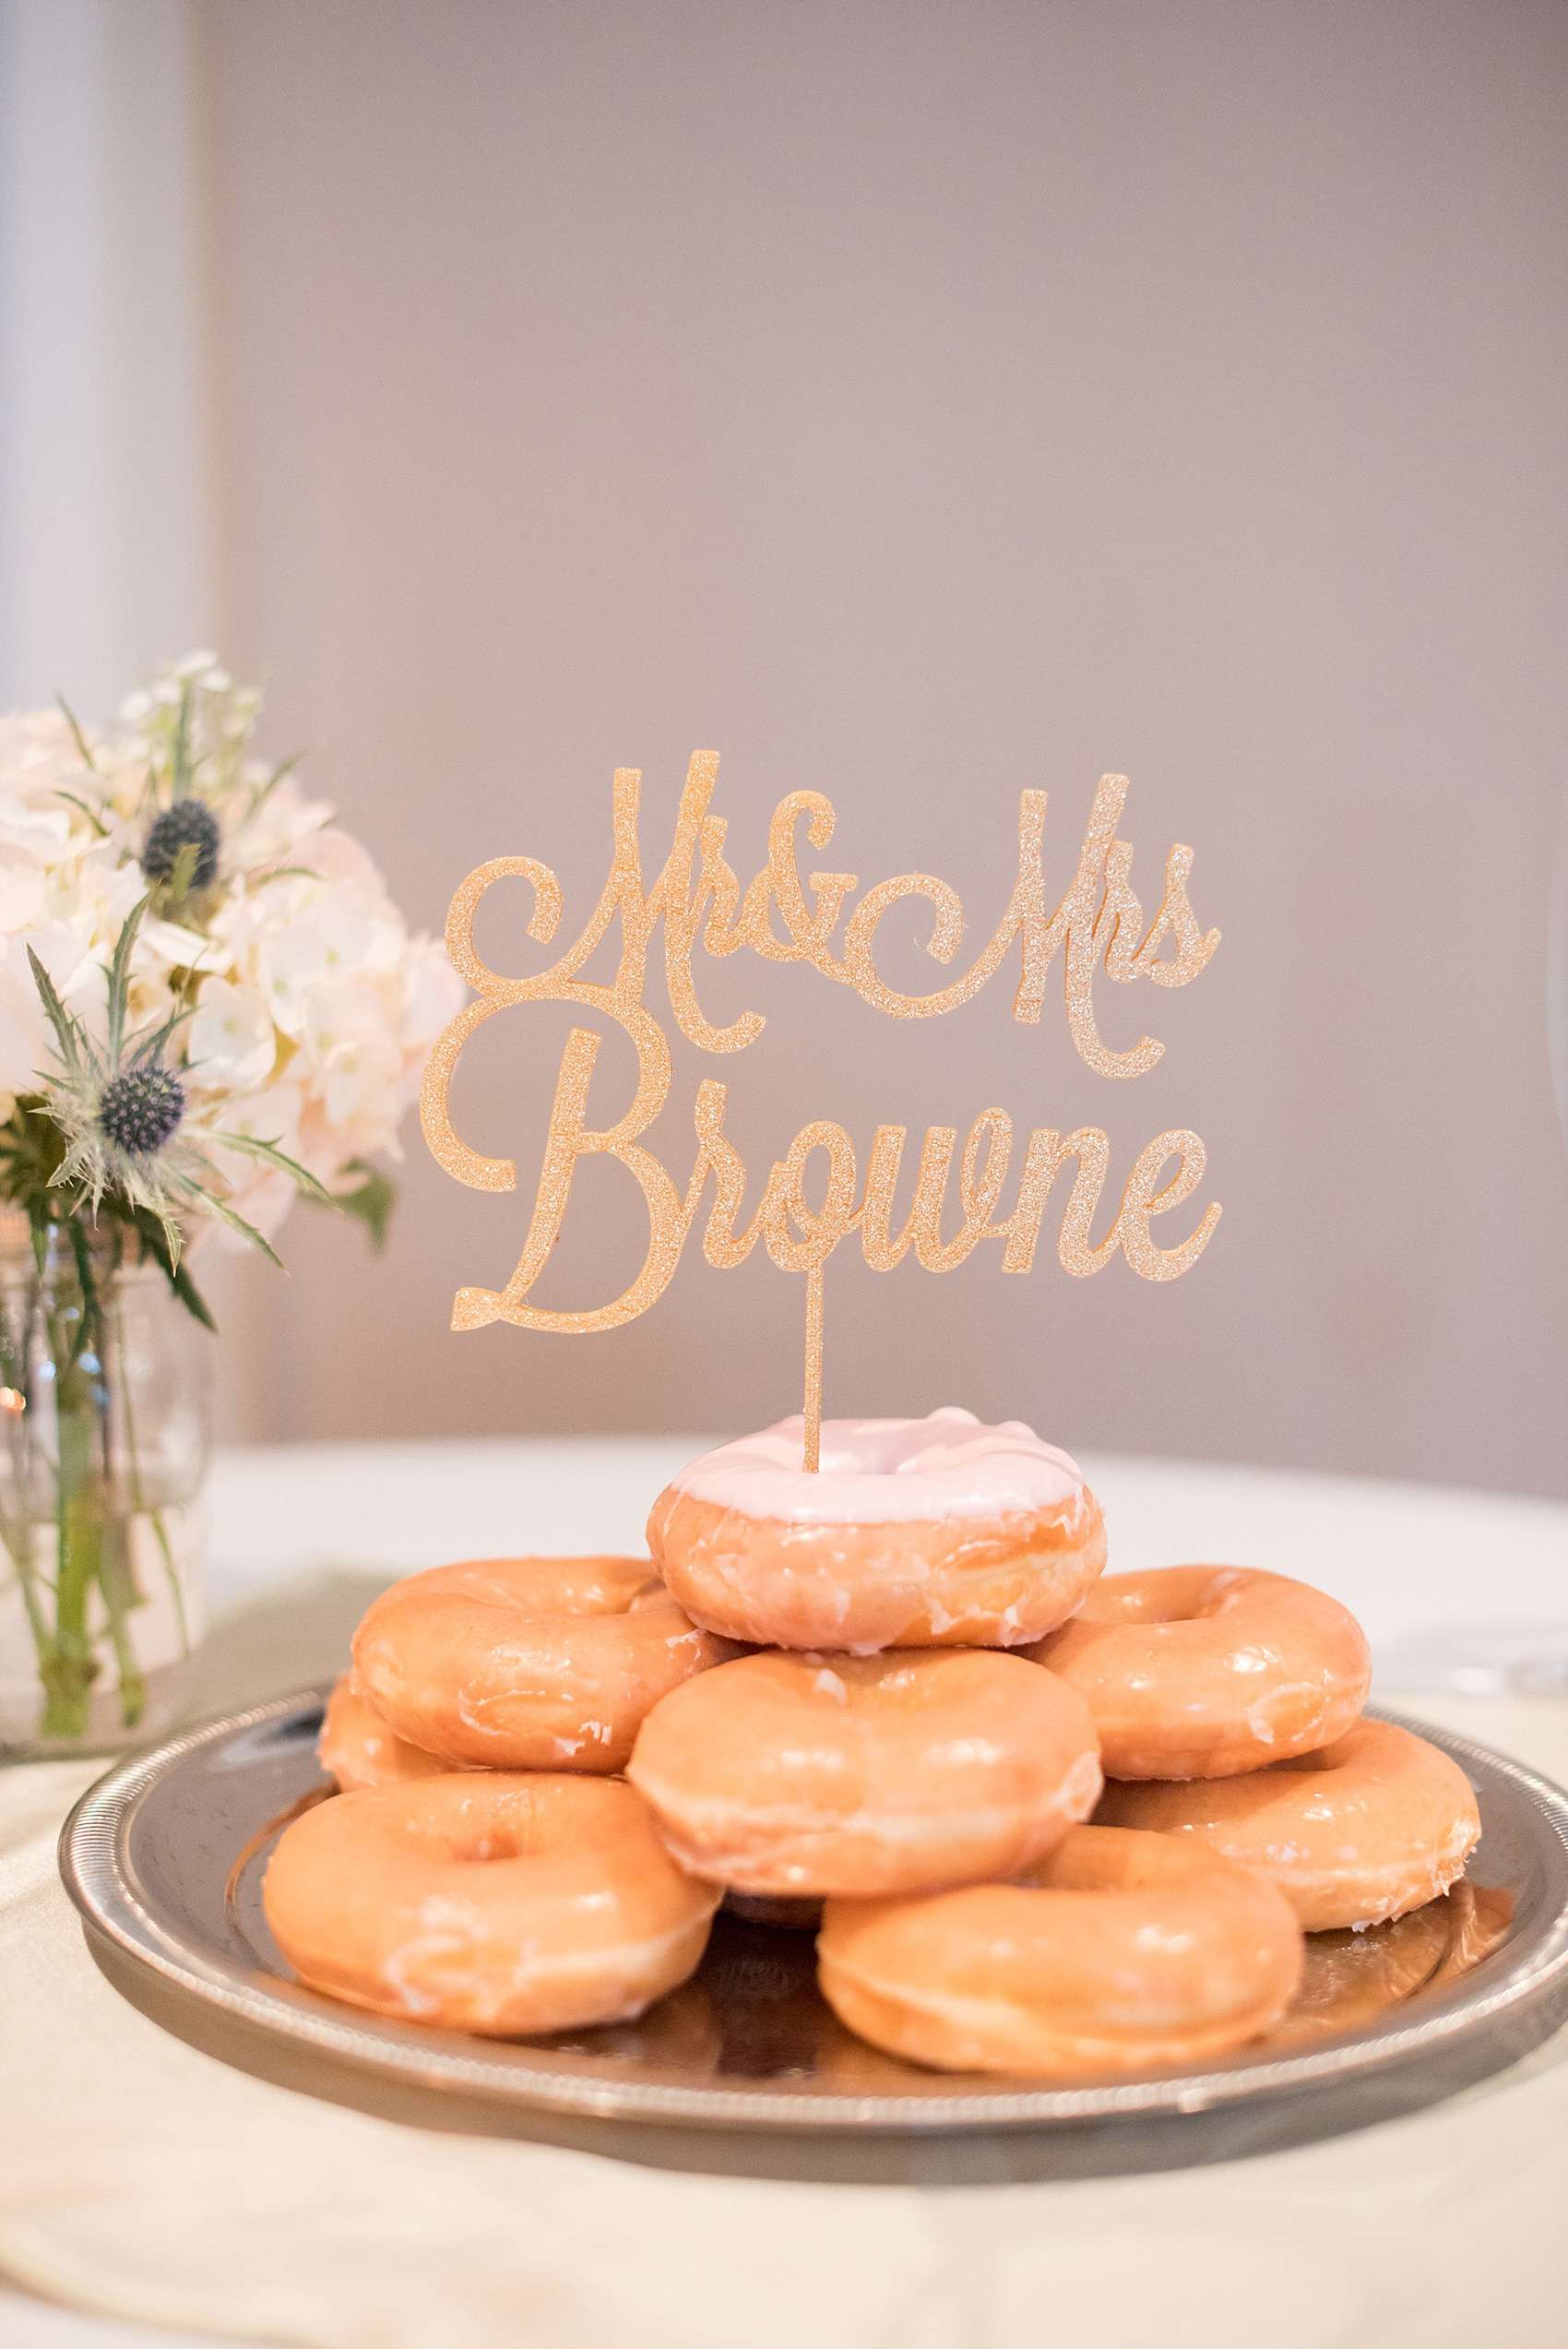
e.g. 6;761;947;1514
647;1408;1107;1652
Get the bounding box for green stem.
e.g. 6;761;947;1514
5;1222;172;1742
96;1514;146;1730
2;1520;50;1656
0;1268;65;1715
41;1350;101;1737
114;1297;186;1658
0;1306;49;1666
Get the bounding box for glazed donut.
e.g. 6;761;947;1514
1032;1565;1371;1779
817;1824;1302;2076
351;1556;734;1773
626;1647;1102;1898
647;1408;1107;1652
264;1773;720;2034
1094;1717;1481;1930
318;1674;449;1791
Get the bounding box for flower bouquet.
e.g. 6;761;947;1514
0;654;457;1750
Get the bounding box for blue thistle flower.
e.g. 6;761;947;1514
24;894;331;1272
142;798;220;892
98;1065;185;1158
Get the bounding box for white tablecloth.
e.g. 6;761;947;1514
3;1439;1568;2349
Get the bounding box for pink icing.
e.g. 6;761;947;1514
669;1407;1086;1526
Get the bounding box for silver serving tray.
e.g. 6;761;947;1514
57;1689;1568;2182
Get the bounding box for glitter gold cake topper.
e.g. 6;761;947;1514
422;758;1221;1471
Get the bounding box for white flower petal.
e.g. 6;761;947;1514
0;844;47;932
186;980;277;1091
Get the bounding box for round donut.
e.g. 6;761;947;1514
626;1647;1102;1898
350;1556;735;1773
647;1408;1107;1652
817;1824;1303;2075
263;1773;721;2034
1094;1717;1481;1930
318;1674;449;1791
1031;1565;1371;1779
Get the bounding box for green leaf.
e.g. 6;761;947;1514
26;948;85;1076
172;681;193;796
55;696;98;772
62;1214;105;1375
324;1158;397;1251
125;1002;195;1068
210;1128;333;1203
241;750;305;830
166;840;199;905
0;1098;69;1210
48;1133;103;1209
104;895;152;1067
178;1178;284;1268
110;1201;219;1331
53;790;109;837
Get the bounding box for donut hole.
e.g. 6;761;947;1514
1272;1743;1348;1777
627;1582;680;1616
794;1653;962;1710
1079;1565;1241;1629
764;1648;1051;1722
384;1776;612;1866
1269;1720;1387;1780
440;1821;534;1865
414;1556;659;1620
398;1808;540;1867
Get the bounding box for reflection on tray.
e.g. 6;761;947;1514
1260;1881;1514;2049
229;1783;1515;2086
536;1880;1515;2083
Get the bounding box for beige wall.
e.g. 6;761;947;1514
193;0;1568;1496
0;0;218;714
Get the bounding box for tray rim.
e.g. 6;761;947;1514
57;1687;1568;2137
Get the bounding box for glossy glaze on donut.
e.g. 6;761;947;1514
816;1824;1303;2075
351;1556;735;1772
626;1647;1102;1898
1094;1717;1481;1929
1032;1565;1371;1778
318;1674;449;1791
648;1409;1107;1652
264;1773;721;2034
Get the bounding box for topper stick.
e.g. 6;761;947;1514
803;1262;824;1472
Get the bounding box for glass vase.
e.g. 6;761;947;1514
0;1212;212;1757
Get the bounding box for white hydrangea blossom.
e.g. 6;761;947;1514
0;657;461;1245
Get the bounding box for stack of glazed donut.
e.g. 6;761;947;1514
264;1407;1484;2076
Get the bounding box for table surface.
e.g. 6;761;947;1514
6;1437;1568;2349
